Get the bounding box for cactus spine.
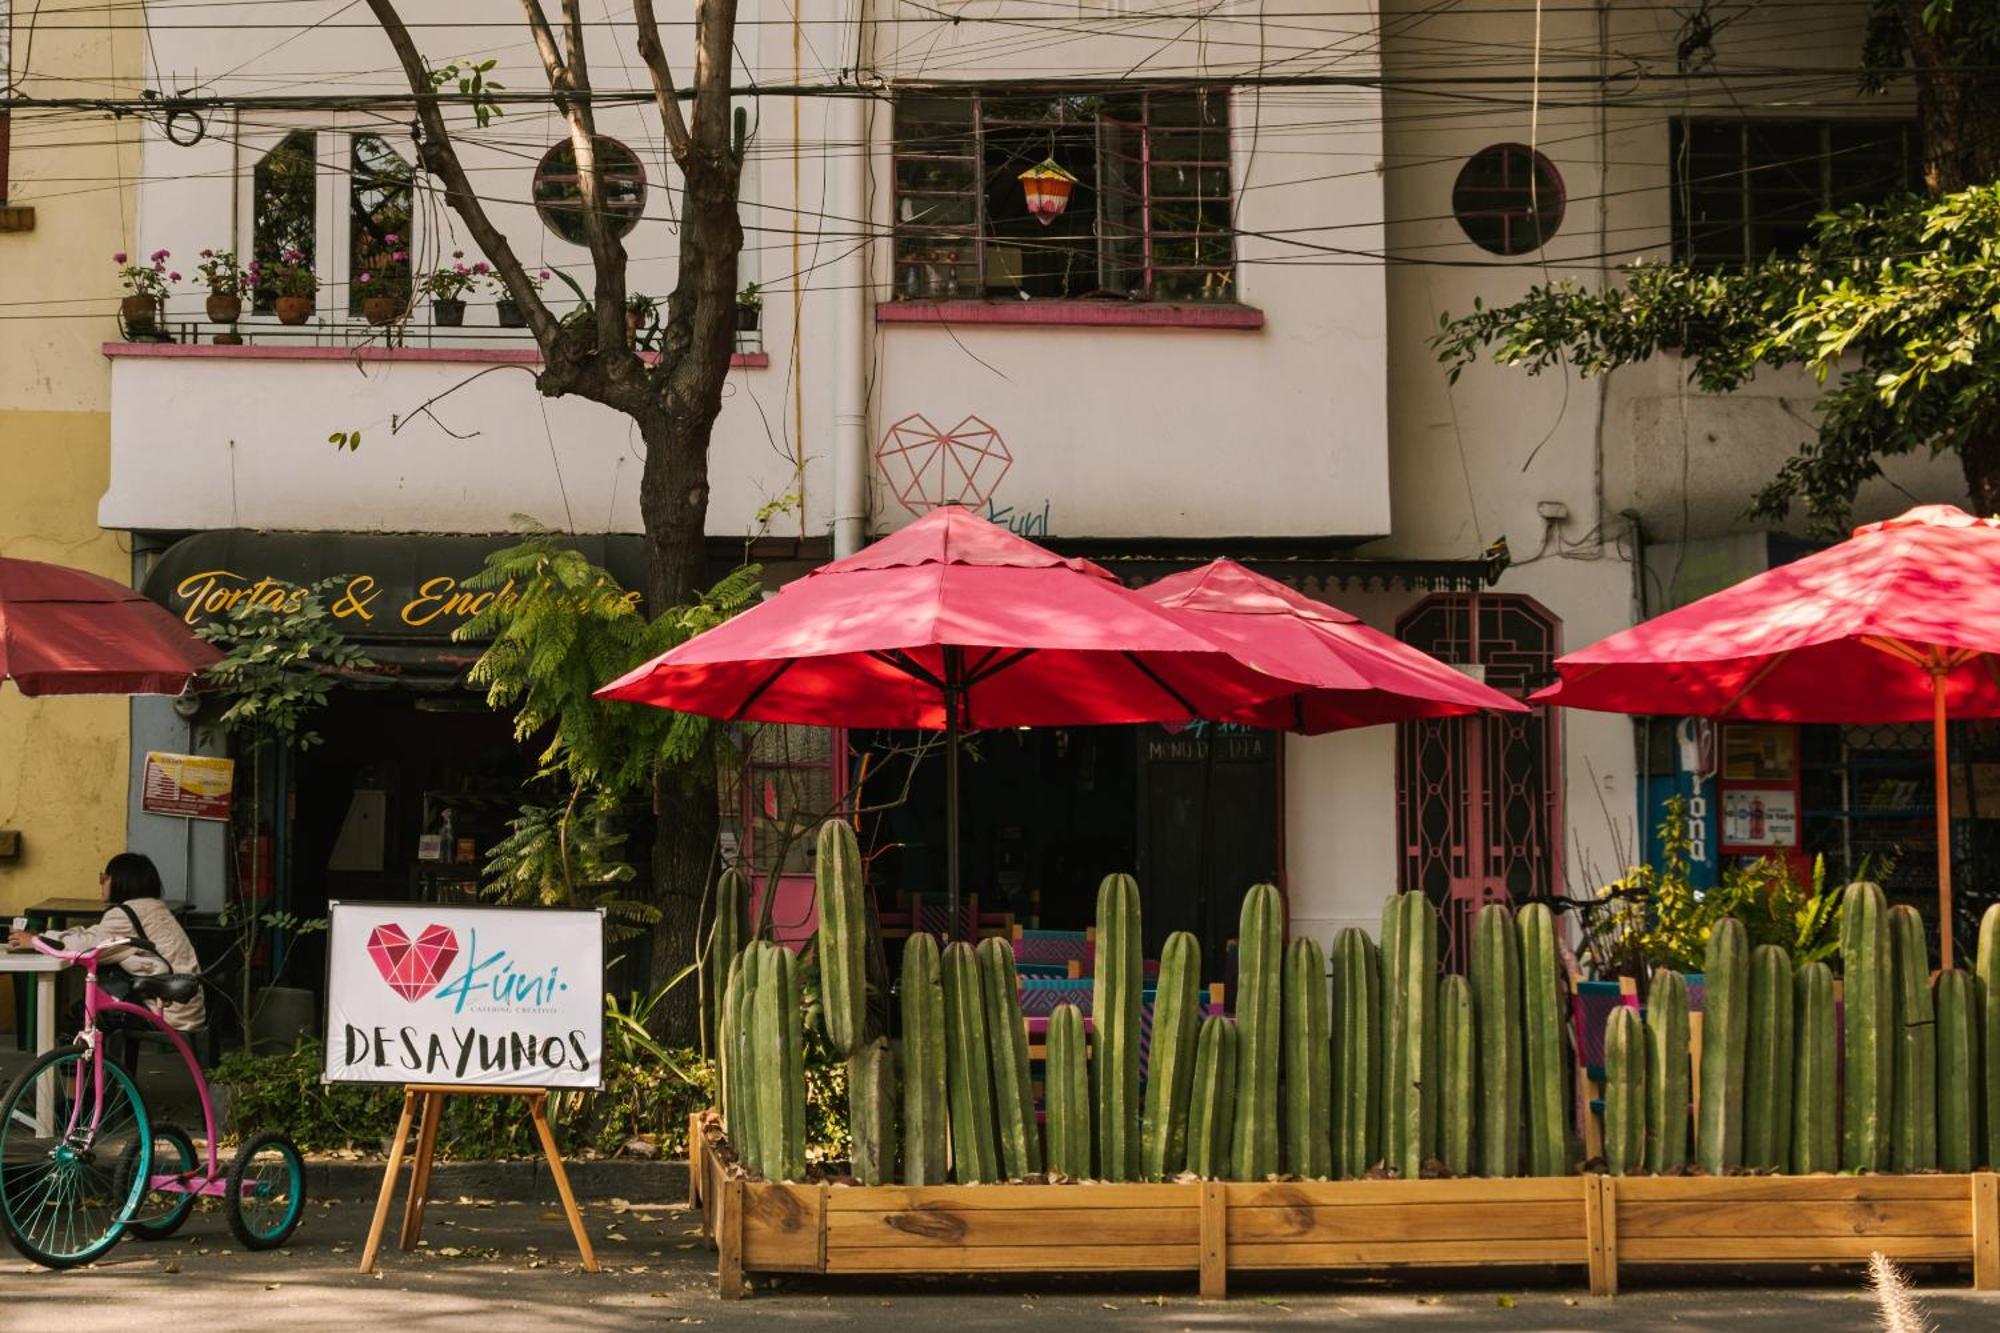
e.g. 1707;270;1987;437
1695;917;1749;1175
815;820;867;1057
1980;904;2000;1171
940;940;1000;1183
1934;968;1980;1174
1790;960;1838;1173
1646;968;1692;1174
977;936;1042;1180
1188;1016;1239;1179
1381;891;1441;1177
1330;927;1381;1178
1602;1006;1646;1177
1519;901;1567;1177
705;867;748;1054
1282;935;1332;1179
899;932;949;1185
1093;873;1144;1182
848;1037;898;1186
1141;931;1203;1181
1232;883;1285;1180
1437;973;1475;1177
1470;904;1524;1177
1045;1003;1092;1178
747;941;806;1181
1841;882;1894;1171
1742;944;1794;1172
1888;903;1938;1172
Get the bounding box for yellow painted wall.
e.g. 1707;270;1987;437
1;4;144;921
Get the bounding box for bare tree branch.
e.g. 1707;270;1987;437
518;0;571;100
558;0;632;358
363;0;563;349
631;0;695;164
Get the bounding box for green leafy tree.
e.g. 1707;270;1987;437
1434;2;2000;530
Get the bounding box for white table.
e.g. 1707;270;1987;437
0;951;67;1135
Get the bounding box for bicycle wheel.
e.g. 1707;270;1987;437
226;1132;304;1250
116;1121;200;1240
0;1043;152;1268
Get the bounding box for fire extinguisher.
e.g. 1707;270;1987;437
236;825;275;902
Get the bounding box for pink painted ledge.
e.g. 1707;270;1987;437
103;341;771;369
874;299;1264;330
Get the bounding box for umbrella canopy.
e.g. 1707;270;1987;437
1535;503;2000;966
1141;559;1528;731
597;506;1293;729
0;557;220;697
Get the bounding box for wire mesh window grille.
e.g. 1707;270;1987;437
1670;118;1919;266
892;89;1235;303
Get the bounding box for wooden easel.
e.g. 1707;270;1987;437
358;1083;600;1274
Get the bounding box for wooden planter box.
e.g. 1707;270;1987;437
688;1116;1999;1299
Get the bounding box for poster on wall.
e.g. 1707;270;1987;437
323;903;604;1089
140;751;235;821
1721;788;1799;849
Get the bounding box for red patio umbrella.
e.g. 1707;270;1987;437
1535;503;2000;966
596;507;1296;906
0;556;220;697
1141;559;1528;730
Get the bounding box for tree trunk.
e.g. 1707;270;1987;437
1902;2;2000;193
1958;415;2000;519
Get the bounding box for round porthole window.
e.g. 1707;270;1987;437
532;135;647;246
1452;143;1564;256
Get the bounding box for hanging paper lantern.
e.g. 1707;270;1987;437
1018;159;1079;226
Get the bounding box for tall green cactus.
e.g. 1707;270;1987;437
1142;931;1203;1181
941;940;1000;1183
1980;904;2000;1171
976;936;1041;1180
848;1037;899;1186
717;949;747;1143
899;932;949;1185
1841;882;1894;1172
1188;1016;1239;1179
1696;917;1749;1175
1438;973;1475;1177
1934;968;1980;1174
731;944;769;1171
815;819;868;1057
1888;903;1938;1172
1094;872;1144;1182
1470;904;1523;1178
1519;901;1567;1177
1045;1003;1092;1178
748;941;806;1181
1646;968;1691;1174
1232;883;1284;1180
705;867;748;1054
1329;927;1381;1179
1602;1006;1645;1177
1742;944;1794;1172
1282;935;1331;1179
1791;960;1838;1173
1382;891;1441;1178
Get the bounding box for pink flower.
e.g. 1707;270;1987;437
168;272;181;282
452;250;464;259
200;249;214;258
112;251;127;264
358;271;374;284
472;261;490;274
538;270;551;280
384;233;400;245
392;250;407;262
150;249;170;263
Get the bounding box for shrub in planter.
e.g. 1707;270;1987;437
491;268;549;329
263;247;319;325
197;248;255;326
736;281;762;332
115;249;175;336
420;251;489;327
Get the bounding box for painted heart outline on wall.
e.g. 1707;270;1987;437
366;923;460;1001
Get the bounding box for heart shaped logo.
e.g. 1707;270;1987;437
366;923;459;1001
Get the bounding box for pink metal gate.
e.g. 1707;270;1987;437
1395;594;1562;968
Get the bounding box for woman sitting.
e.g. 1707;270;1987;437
7;851;206;1033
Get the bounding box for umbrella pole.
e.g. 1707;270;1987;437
945;647;963;929
1933;669;1954;970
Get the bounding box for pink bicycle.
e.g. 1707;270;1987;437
0;937;305;1268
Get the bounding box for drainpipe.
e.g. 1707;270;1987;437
830;5;871;558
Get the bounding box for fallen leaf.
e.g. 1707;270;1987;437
163;1263;181;1275
264;1283;281;1291
1497;1295;1517;1309
435;1247;463;1257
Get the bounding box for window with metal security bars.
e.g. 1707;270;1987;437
892;89;1235;303
1670;118;1920;266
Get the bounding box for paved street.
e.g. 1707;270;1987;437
5;1196;1997;1330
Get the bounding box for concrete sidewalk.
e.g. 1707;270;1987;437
4;1197;1998;1330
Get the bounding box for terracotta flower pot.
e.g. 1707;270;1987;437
120;294;160;335
432;298;466;328
362;296;403;326
205;293;243;324
274;296;315;326
496;298;525;329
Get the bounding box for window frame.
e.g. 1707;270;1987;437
889;87;1238;304
1451;142;1565;257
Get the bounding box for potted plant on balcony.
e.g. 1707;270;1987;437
356;236;411;326
494;268;548;329
625;292;659;348
419;250;489;327
196;248;256;344
114;249;175;337
736;281;762;333
264;248;319;325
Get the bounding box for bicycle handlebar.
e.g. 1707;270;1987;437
26;935;132;965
